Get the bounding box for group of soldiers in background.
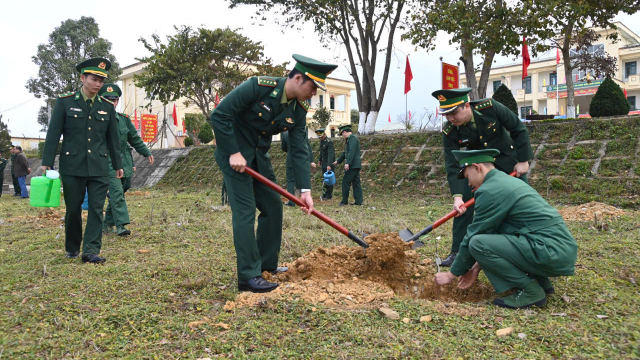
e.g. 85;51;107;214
0;145;30;198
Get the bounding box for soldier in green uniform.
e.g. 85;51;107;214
433;88;533;267
10;145;21;196
316;128;335;200
0;151;7;197
40;58;123;264
435;149;577;309
333;124;362;206
210;54;337;293
99;84;154;236
281;130;316;206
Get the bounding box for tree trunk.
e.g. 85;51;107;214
364;111;379;134
477;51;496;99
562;48;576;118
459;44;479;100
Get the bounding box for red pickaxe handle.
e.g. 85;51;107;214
405;171;518;242
243;167;369;248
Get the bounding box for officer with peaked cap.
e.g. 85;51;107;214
334;124;362;206
99;83;154;236
40;57;123;264
432;87;533;267
315;128;335;200
434;149;577;309
210;54;337;293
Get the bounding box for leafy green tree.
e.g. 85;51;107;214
229;0;411;134
312;106;332;130
184;137;194;147
405;1;545;99
492;84;518;116
589;77;630;117
26;17;121;131
135;26;287;117
0;115;12;153
197;122;215;144
184;113;207;144
350;109;359;125
522;0;639;118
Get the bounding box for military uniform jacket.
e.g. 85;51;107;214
211;76;311;189
336;134;361;169
108;112;152;178
42;91;122;177
318;137;335;168
443;99;533;196
450;169;577;277
0;157;7;174
10;154;16;174
281;131;313;168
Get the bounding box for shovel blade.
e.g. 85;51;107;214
399;228;414;241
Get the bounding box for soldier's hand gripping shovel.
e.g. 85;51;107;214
243;167;369;249
400;171;517;245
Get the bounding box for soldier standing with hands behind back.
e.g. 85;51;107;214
316;128;335;200
333;124;362;206
40;58;123;264
433;88;533;267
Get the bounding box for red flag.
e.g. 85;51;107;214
388;114;391;123
522;37;530;80
404;56;413;95
575;74;579;82
172;104;178;126
556;48;561;64
436;107;439;117
215;93;220;107
624;89;628;98
409;111;412;120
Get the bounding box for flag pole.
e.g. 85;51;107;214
440;56;444;131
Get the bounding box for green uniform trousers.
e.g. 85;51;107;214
103;176;131;227
341;168;363;205
222;160;283;282
12;174;20;196
321;163;334;199
285;158;295;195
61;175;109;255
0;175;3;197
468;233;560;293
451;170;527;252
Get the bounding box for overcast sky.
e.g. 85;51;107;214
1;1;638;138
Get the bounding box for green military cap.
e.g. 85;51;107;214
315;128;326;136
338;124;352;135
292;54;338;91
99;83;122;99
9;144;15;149
76;57;111;78
431;87;472;115
452;149;500;179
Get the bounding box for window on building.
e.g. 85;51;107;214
330;96;335;110
570;44;604;81
493;80;501;93
523;76;532;94
177;130;183;137
520;106;533;119
629;96;636;111
318;94;324;108
549;72;557;86
330;128;336;138
625;62;637;79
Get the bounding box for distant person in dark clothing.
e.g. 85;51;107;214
10;145;21;196
0;150;7;197
14;146;31;198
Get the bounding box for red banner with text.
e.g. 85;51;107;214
141;114;158;142
442;63;459;89
547;87;598;99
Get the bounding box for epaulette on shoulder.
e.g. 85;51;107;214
58;92;75;98
472;98;493;111
442;122;454;135
101;96;114;105
257;77;278;87
297;99;309;112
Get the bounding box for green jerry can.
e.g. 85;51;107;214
30;170;61;207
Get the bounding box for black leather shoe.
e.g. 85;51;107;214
350;202;362;206
238;276;278;293
440;252;458;267
66;251;79;259
338;202;348;207
265;266;288;274
543;287;555;295
82;254;106;264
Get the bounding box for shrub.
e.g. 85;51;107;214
589;77;630;117
491;84;518;116
184;137;194;147
197;122;214;144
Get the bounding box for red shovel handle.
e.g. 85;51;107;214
432;170;518;230
243;167;369;248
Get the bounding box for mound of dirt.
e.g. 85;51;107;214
235;233;494;310
127;191;151;197
559;201;627;221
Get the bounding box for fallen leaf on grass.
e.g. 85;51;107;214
419;315;432;323
158;339;170;345
595;298;607;303
496;327;513;337
137;249;150;254
551;313;566;317
213;322;230;330
561;295;571;303
596;315;609;319
223;301;235;312
402;318;410;324
495;317;503;323
98;333;107;338
518;333;527;339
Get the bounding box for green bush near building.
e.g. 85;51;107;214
589;77;630;117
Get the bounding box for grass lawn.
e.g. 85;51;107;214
0;188;638;359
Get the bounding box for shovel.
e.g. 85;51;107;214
243;167;369;248
400;171;517;244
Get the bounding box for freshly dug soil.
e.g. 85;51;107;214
559;201;627;221
235;233;494;309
